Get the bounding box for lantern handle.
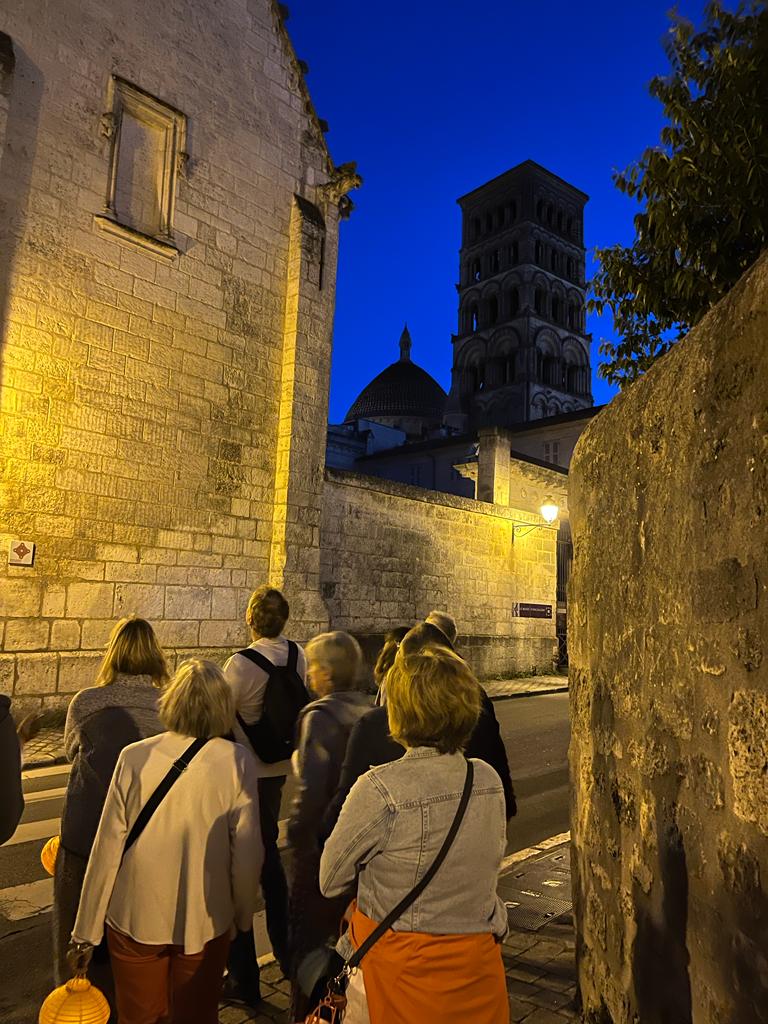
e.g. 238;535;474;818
66;940;94;978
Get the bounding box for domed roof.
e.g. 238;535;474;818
345;326;447;424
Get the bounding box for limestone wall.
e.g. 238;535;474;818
321;468;558;677
569;252;768;1023
0;1;342;703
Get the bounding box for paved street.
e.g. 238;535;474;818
0;692;570;1022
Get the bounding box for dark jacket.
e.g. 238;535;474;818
0;696;24;845
320;691;516;842
287;689;372;848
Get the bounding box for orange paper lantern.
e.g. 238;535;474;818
41;834;60;875
39;975;110;1024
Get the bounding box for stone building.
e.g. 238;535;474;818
0;2;564;703
446;160;593;431
0;0;359;699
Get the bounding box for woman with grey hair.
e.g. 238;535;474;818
70;659;263;1024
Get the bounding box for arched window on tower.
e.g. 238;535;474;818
557;210;563;231
508;287;520;316
472;217;481;240
485;212;493;233
487;295;499;325
495;206;504;227
568;303;577;329
535;241;543;265
490;250;500;275
472;258;481;282
543;356;559;387
536;199;544;221
551;296;561;323
511;240;519;264
469;304;479;333
550;250;559;273
534;288;546;316
505;352;516;384
547;204;554;226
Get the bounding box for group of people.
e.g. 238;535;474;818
33;586;515;1023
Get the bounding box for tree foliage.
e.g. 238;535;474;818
590;2;768;387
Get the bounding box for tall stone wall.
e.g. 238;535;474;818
321;468;558;677
0;1;344;704
569;252;768;1024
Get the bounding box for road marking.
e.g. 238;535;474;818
5;818;60;847
22;764;71;779
23;787;67;804
0;878;53;921
500;831;570;873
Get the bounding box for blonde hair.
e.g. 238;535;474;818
305;631;362;691
158;659;234;739
424;610;458;645
96;617;169;687
387;646;481;754
246;586;289;639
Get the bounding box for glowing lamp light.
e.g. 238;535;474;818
539;497;559;525
39;975;110;1024
41;835;60;876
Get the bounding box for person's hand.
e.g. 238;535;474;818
66;941;94;975
16;710;44;748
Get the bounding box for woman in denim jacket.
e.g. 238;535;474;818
319;645;509;1024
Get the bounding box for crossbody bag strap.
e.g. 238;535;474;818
286;640;299;674
120;738;208;864
345;757;474;973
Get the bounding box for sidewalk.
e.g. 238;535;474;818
482;674;569;701
220;840;578;1023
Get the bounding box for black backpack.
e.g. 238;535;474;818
235;641;309;763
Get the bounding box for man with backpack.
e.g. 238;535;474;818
223;586;309;1006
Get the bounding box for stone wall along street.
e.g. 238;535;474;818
569;251;768;1024
321;468;558;678
0;1;353;703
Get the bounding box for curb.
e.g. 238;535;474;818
486;684;569;702
22;754;68;771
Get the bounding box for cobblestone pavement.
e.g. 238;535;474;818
21;726;68;768
219;842;579;1023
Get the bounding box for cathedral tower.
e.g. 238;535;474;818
444;161;593;431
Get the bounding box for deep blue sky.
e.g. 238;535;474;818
287;0;709;422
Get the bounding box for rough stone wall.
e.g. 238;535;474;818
569;252;768;1024
0;1;340;703
321;468;558;677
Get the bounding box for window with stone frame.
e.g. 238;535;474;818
94;76;187;258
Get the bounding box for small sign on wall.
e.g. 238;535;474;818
9;540;36;567
513;602;552;619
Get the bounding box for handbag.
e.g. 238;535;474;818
305;758;474;1024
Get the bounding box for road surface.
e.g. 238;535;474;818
0;691;569;1022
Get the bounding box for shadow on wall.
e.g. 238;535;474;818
0;37;43;389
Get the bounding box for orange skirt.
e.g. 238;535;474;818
347;907;509;1024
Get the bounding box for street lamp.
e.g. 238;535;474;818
513;496;560;538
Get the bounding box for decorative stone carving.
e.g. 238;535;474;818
317;161;361;216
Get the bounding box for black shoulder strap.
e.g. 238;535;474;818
345;758;474;972
121;738;207;864
286;640;299;674
236;647;277;675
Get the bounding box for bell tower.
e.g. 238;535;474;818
444;161;593;432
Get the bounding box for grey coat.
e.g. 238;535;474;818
60;674;162;858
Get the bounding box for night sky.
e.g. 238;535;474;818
287;0;711;423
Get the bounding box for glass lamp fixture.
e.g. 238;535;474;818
539;497;559;524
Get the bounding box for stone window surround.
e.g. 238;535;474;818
93;75;187;260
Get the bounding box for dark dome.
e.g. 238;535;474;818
345;359;447;423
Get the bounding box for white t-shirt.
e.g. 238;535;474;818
223;636;307;778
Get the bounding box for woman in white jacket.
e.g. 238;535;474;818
71;659;263;1024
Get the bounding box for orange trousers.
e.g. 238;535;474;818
106;924;230;1024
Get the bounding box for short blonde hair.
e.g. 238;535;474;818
305;631;362;690
96;617;169;687
246;586;289;639
387;647;481;754
159;659;234;739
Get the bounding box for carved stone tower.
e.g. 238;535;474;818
444;161;593;431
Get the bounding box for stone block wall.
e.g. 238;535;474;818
321;468;558;678
0;1;343;703
569;252;768;1023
